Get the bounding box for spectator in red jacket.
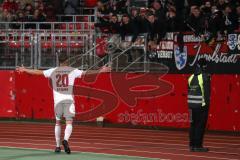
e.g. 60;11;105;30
2;0;18;13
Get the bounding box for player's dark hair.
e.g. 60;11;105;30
58;53;68;64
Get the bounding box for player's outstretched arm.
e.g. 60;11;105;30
16;66;44;75
82;65;111;76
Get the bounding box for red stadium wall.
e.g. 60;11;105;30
0;71;239;132
0;71;16;118
14;72;55;119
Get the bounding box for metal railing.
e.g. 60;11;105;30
0;32;34;69
38;33;94;69
83;33;150;72
0;21;96;69
0;22;95;33
0;19;174;72
0;30;150;71
56;14;96;22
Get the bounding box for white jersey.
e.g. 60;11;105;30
43;66;83;106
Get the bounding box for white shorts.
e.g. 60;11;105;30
54;100;75;121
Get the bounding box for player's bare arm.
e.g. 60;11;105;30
16;66;44;75
82;65;111;76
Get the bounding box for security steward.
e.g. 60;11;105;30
188;59;211;152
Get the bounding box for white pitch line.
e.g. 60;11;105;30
0;142;239;160
0;145;163;160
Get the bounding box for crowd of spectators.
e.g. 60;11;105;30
0;0;87;30
0;0;56;23
95;0;240;45
0;0;240;42
0;0;84;23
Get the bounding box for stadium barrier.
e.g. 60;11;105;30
0;72;239;132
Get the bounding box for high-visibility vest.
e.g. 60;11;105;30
188;74;206;108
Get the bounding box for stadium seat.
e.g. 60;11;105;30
8;36;14;41
41;42;52;49
91;24;95;29
60;23;76;30
24;36;30;41
76;24;82;30
8;41;21;48
69;24;74;30
24;42;31;48
55;42;68;48
84;23;89;30
70;42;84;48
60;23;67;30
83;16;89;22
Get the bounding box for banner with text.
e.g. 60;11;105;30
149;32;240;74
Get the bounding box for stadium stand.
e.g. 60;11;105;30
0;0;239;69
